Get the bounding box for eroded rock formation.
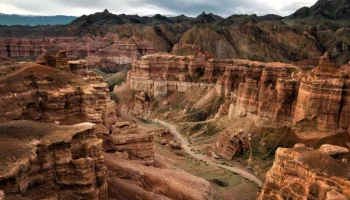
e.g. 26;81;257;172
105;122;155;165
212;130;245;160
86;41;155;73
0;121;107;200
0;62;117;135
104;153;212;200
129;52;350;134
258;144;350;200
129;53;216;100
293;53;346;132
0;37;155;73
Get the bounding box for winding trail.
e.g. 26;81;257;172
157;120;264;187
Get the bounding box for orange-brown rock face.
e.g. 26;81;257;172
258;144;350;200
36;50;70;71
86;41;155;73
105;123;155;165
293;53;347;132
212;130;244;159
218;60;298;128
0;121;107;200
133;91;150;116
129;53;214;100
104;153;212;200
0;37;103;58
129;52;350;134
0;37;155;73
0;63;117;135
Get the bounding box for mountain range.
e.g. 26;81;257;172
0;0;349;64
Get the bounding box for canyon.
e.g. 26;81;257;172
0;0;349;199
0;37;155;73
128;52;350;134
258;144;350;200
0;51;215;200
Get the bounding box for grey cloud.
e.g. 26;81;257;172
281;2;315;14
0;0;315;17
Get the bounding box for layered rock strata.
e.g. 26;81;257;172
129;52;350;133
0;37;155;73
86;41;155;73
36;50;70;71
129;53;216;100
0;121;107;200
293;53;346;132
212;130;245;160
0;37;106;58
104;123;155;165
104;153;212;200
0;62;117;135
258;144;350;200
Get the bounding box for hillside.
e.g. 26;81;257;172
284;0;350;25
0;0;349;64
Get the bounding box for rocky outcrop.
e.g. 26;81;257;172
0;37;155;73
86;41;155;73
104;153;212;200
171;43;213;61
212;130;245;160
128;53;214;100
0;37;102;58
258;144;350;200
133;91;151;116
0;121;107;200
105;123;155;165
232;64;298;127
0;63;117;135
36;50;70;71
292;53;346;132
129;52;350;134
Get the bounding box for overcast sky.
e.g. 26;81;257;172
0;0;318;17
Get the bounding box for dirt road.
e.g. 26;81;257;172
157;120;263;187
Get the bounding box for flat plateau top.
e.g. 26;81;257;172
0;120;94;176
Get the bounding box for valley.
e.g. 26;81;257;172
0;0;349;199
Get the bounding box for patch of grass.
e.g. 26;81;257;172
110;92;119;104
190;124;204;132
104;71;128;91
186;110;209;122
140;118;152;124
93;68;107;76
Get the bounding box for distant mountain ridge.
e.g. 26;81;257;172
0;14;76;26
284;0;350;25
1;0;350;26
0;0;349;64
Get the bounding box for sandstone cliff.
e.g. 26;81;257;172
0;121;107;200
258;144;350;200
128;52;350;134
128;53;214;100
0;37;155;73
104;153;212;200
0;61;117;134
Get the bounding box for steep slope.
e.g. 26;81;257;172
0;121;108;200
178;22;322;61
194;12;223;24
285;0;350;25
0;2;349;65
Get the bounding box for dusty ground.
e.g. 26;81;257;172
121;112;260;200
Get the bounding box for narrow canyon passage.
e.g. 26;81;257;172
120;112;261;199
157;120;264;187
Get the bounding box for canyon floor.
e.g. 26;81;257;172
0;0;350;198
121;112;261;200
